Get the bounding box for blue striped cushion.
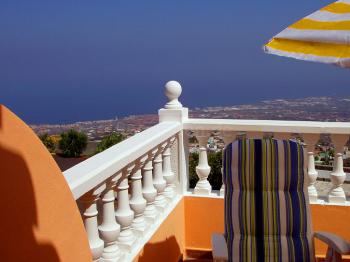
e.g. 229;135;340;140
223;138;313;262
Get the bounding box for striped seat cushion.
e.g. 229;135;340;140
223;139;313;262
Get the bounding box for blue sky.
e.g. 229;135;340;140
0;0;348;124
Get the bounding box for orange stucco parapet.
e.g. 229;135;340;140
184;196;350;259
0;105;91;262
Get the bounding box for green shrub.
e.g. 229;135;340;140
189;152;199;188
39;133;56;153
208;151;223;190
188;150;223;190
95;133;124;154
59;129;88;157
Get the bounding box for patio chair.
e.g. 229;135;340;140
212;138;350;262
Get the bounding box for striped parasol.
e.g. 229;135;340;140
264;0;350;68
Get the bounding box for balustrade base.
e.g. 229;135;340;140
91;240;105;261
100;255;125;262
308;195;319;204
131;217;147;237
328;195;346;204
163;187;175;200
118;238;138;253
100;249;124;262
220;188;225;196
117;229;137;252
155;206;167;213
194;187;211;195
144;204;158;224
145;215;158;224
132;227;147;238
154;195;168;212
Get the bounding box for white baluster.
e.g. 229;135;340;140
142;152;158;223
220;131;237;196
115;165;136;251
79;185;105;261
153;144;168;211
129;159;147;237
98;178;123;262
163;137;177;200
303;134;319;204
194;131;211;195
328;134;348;204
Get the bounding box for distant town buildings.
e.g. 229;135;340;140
31;96;350;168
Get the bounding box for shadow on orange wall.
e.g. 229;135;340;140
0;141;60;260
138;235;181;262
134;199;185;262
0;105;91;262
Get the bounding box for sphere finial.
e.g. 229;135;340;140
164;80;182;109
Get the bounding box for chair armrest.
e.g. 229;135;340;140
211;233;228;261
314;231;350;255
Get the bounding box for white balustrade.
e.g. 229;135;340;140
194;130;211;195
62;80;350;262
153;144;168;211
79;185;106;261
98;177;123;262
163;137;177;200
303;134;319;204
129;160;147;237
328;134;348;204
115;165;136;251
142;153;158;223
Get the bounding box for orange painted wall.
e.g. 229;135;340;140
134;199;185;262
184;196;350;258
311;205;350;257
0;105;91;261
185;196;224;251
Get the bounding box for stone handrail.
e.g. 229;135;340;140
64;121;181;199
63;120;182;261
184;118;350;134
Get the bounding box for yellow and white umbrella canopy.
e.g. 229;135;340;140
264;0;350;68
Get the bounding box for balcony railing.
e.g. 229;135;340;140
63;81;350;261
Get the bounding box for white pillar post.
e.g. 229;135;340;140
220;131;237;196
142;152;158;223
328;134;348;204
129;159;147;237
153;144;168;211
158;81;189;195
79;185;106;261
194;130;211;195
303;134;319;203
115;165;136;251
163;137;177;200
98;178;123;262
